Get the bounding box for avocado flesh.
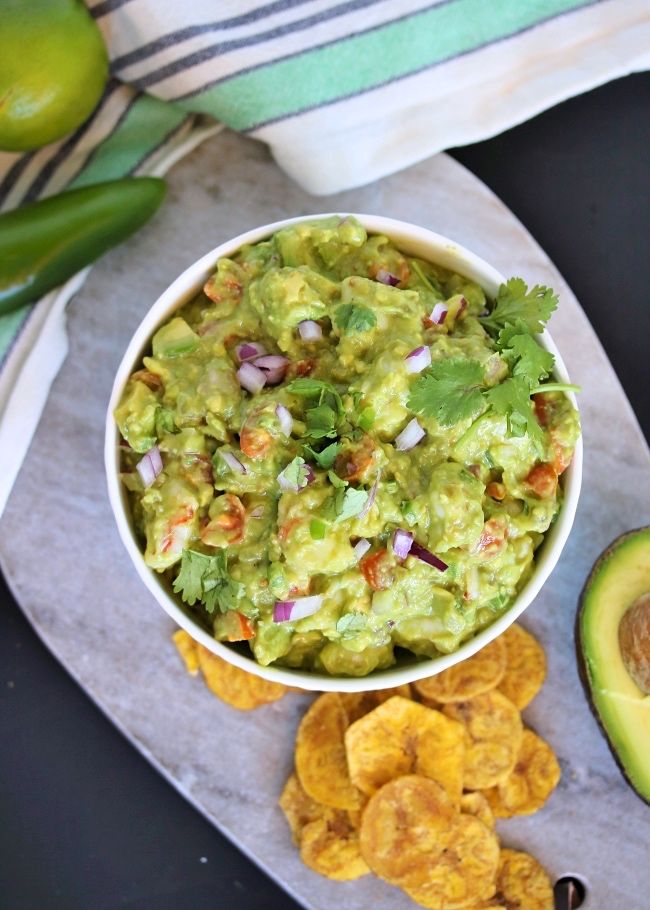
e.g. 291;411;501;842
578;528;650;803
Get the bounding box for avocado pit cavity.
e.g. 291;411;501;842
618;591;650;694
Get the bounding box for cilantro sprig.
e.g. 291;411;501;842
336;613;368;638
287;378;344;440
303;441;341;469
335;487;369;522
173;549;244;614
408;359;486;427
408;278;578;443
334;303;377;334
498;326;555;386
277;456;310;491
481;278;558;335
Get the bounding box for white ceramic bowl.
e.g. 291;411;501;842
105;214;582;692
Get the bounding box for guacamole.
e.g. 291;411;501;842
115;217;580;676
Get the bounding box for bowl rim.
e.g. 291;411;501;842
104;213;583;692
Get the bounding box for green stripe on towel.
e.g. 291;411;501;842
69;94;188;188
177;0;597;130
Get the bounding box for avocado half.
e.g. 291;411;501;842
576;527;650;804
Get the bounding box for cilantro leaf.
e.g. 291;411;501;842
482;278;558;335
484;377;544;445
286;378;343;411
336;613;368;638
357;406;375;431
305;404;339;439
303;442;341;469
278;456;310;491
334;487;369;523
334;303;377;334
287;378;344;440
500;330;555;386
408;359;486;427
327;469;348;489
173;549;244;614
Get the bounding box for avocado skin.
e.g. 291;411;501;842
575;527;650;806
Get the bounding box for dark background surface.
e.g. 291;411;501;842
1;73;648;910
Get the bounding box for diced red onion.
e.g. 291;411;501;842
405;346;431;374
392;529;413;560
429;303;448;324
219;450;247;474
250;505;264;518
353;538;371;562
236;341;266;362
136;445;163;488
253;354;289;385
358;473;380;520
409;540;448;572
395;418;425;452
376;268;400;286
237;361;266;393
458;296;468;315
275;404;293;437
298;320;323;341
273;595;324;623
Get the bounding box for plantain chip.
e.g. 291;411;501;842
345;696;465;805
300;812;370;881
493;849;554;910
339;684;412;723
460;791;496;831
414;637;507;704
359;775;455;886
196;644;288;710
346;807;364;830
483;729;561;818
279;772;332;845
444;691;523;790
402;814;499;909
498;624;546;710
172;628;200;675
295;693;360;810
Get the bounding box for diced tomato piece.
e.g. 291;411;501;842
203;275;243;306
524;463;558;498
551;432;572;475
214;494;246;544
227;612;255;641
486;481;506;501
160;505;194;554
288;581;311;597
131;368;163;391
360;549;395;591
533;393;550;427
474;516;508;559
240;425;272;459
287;358;316;378
278;518;301;544
335;436;375;482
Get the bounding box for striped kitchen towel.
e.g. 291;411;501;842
0;0;648;516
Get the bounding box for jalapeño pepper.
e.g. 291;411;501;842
0;177;166;315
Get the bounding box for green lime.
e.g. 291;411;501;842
0;0;109;152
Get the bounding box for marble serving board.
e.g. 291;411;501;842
2;132;649;910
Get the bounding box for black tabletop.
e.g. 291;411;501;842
1;73;648;910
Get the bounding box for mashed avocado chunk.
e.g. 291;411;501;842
116;216;580;676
